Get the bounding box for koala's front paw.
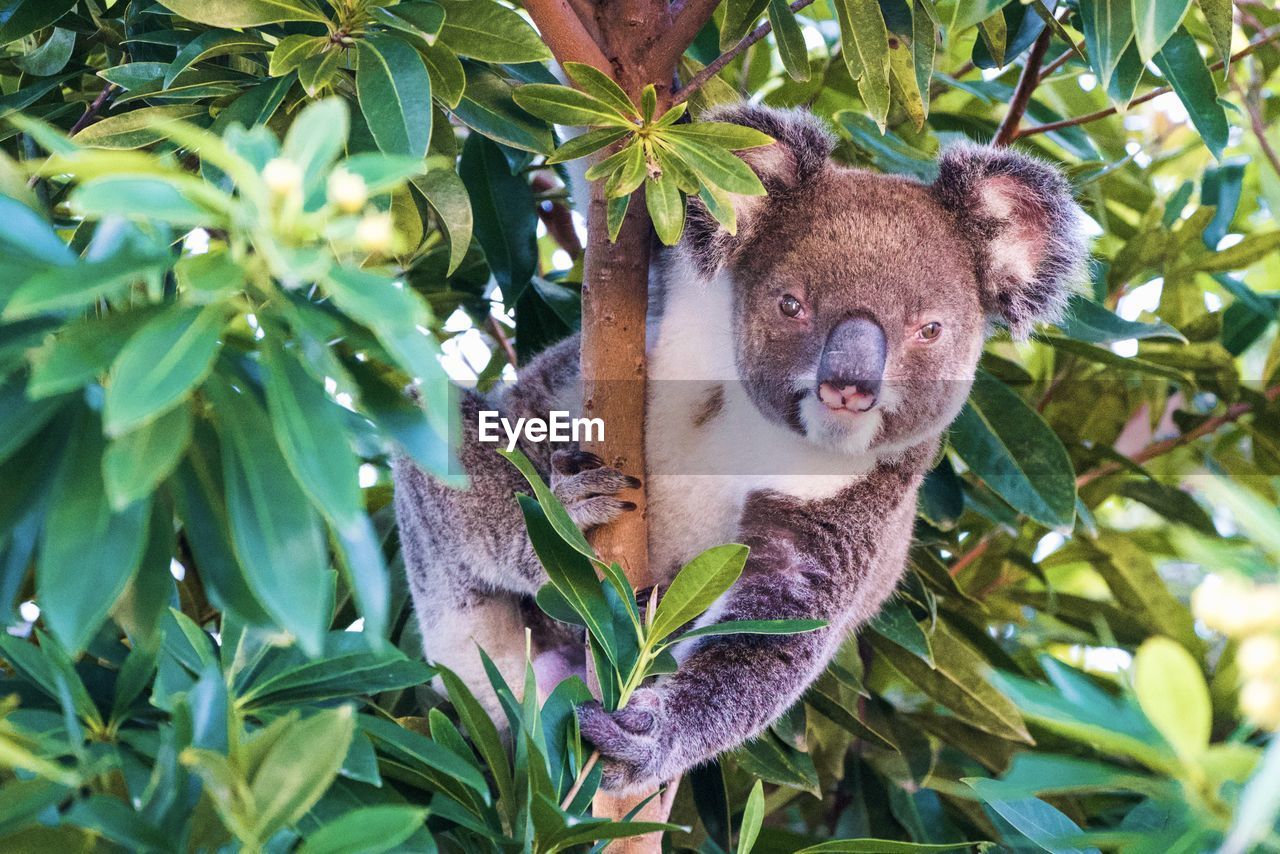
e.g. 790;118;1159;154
550;450;640;531
577;689;668;793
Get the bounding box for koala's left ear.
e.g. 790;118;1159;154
931;143;1089;339
683;104;835;277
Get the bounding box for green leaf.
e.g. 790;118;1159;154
4;251;170;321
665;122;774;151
420;41;465;108
0;0;76;43
564;62;638;119
453;64;555;154
269;34;326;77
356;35;433;158
412;159;472;275
646;169;685;246
721;0;770;49
871;623;1032;743
71;175;229;226
435;666;516;815
103;402;193;511
1131;0;1191;62
15;26;76;77
103;303;227;437
298;806;427;854
154;0;329;27
966;779;1096;854
282;97;349;194
206;377;330;656
1132;637;1209;760
1152;28;1228;160
38;411;150;654
459;133;538;300
298;48;342;98
435;0;553;62
769;0;810;81
834;0;892;129
1197;0;1232;69
500;448;595;560
359;714;491;801
672;619;827;642
372;1;445;44
1079;0;1134;88
0;374;67;465
949;369;1076;530
513;83;635;128
518;496;618;663
650;544;749;641
248;707;357;839
1091;535;1201;654
659;133;763;196
948;0;1012;31
166;30;267;87
1056;295;1186;344
870;599;933;666
72;105;207;149
738;780;765;854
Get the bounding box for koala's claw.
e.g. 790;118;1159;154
577;690;668;793
549;450;640;531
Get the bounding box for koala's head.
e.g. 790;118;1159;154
682;105;1089;457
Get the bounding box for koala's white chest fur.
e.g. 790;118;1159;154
645;259;874;581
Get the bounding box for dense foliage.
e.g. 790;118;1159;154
1;0;1279;850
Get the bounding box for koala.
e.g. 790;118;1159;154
393;105;1088;793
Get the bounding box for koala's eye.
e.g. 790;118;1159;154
779;295;804;318
917;322;942;341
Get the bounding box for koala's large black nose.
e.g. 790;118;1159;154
817;316;886;412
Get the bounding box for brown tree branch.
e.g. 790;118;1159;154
1016;25;1280;139
70;83;117;135
1037;38;1085;81
1076;384;1280;487
671;0;819;104
523;0;613;72
993;29;1053;146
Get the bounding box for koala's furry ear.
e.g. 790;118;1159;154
931;143;1089;339
683;104;835;277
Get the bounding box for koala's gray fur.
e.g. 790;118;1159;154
394;105;1089;793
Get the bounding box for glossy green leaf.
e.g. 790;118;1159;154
1152;28;1228;160
298;806;427;854
155;0;329;27
513;83;635;128
1079;0;1134;88
103;303;227;437
0;0;77;42
38;411;150;654
103;402;193;510
1132;0;1191;62
650;544;749;641
72;105;207;149
435;0;552;62
356;35;432;158
949;369;1076;529
459;132;538;300
206;377;330;656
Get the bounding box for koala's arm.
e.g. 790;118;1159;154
577;444;932;792
394;334;638;597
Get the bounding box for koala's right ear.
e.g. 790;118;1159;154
683;104;835;277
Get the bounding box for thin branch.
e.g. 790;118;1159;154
948;534;993;577
560;750;601;810
993;29;1053;146
70;83;117;136
1075;384;1280;488
523;0;612;73
1017;25;1280;139
486;315;518;367
671;0;819;104
1038;38;1085;81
